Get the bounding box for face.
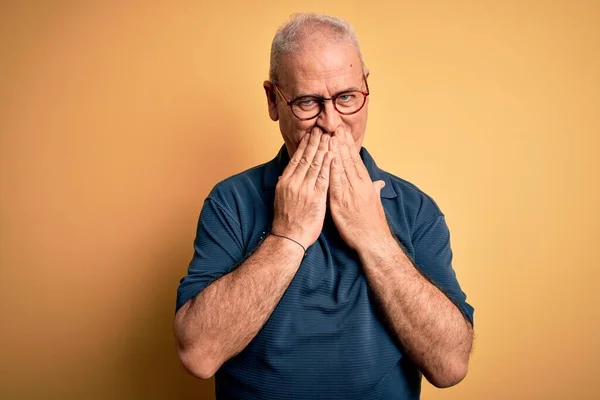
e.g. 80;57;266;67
264;38;369;157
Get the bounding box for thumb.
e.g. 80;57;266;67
374;180;386;194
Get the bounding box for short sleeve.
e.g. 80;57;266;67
175;197;244;313
412;215;475;327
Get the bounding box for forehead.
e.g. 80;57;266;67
279;39;363;95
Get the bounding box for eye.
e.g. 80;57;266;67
337;93;357;103
294;97;320;110
298;99;316;106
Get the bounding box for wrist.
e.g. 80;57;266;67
267;232;307;257
356;232;398;262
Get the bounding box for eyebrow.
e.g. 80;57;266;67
293;86;362;99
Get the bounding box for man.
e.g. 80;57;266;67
174;13;474;399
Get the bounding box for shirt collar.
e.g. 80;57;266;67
262;144;397;199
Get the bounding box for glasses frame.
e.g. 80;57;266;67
272;75;370;121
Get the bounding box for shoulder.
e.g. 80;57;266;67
206;162;267;209
381;168;445;228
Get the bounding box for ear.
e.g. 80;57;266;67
263;81;279;122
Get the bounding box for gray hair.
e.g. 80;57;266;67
269;13;367;84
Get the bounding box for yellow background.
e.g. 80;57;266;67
1;1;598;399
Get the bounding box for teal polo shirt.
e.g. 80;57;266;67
176;144;474;399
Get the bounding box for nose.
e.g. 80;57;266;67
315;100;341;134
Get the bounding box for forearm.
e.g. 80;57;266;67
358;235;473;388
175;234;304;378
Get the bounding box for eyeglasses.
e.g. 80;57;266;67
272;76;370;120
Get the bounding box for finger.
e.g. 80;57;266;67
344;130;369;180
344;129;361;163
334;129;359;182
315;151;334;193
305;133;330;186
329;136;349;187
374;180;385;194
281;133;310;179
291;127;323;180
328;152;345;199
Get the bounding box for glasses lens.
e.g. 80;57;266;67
289;91;368;120
335;92;366;114
291;96;322;119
